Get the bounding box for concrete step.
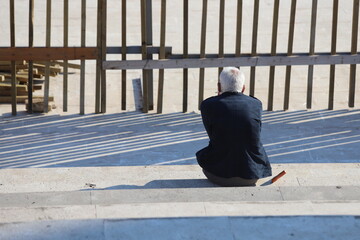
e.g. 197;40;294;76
2;216;360;240
1;186;360;223
1;163;360;193
1;164;360;223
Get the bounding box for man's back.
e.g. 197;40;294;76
196;92;272;179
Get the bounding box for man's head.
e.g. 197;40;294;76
218;67;245;94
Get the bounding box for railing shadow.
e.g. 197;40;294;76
0;109;359;169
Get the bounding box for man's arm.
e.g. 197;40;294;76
200;100;212;137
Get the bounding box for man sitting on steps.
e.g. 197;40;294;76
196;67;272;187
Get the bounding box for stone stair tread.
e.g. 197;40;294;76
1;163;360;194
1;200;360;224
1;186;360;208
1;164;360;224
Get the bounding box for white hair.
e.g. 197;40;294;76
219;67;245;93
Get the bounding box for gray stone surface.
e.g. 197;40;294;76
2;201;360;224
0;219;105;240
1;216;359;240
2;186;360;209
1;164;360;193
91;187;284;204
0;191;91;207
280;186;360;201
0;110;359;171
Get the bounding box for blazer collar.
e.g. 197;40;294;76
221;91;243;96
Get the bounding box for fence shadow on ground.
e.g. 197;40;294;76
0;109;359;169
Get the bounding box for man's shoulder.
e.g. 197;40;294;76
248;95;262;104
201;96;219;110
202;95;220;104
202;93;262;107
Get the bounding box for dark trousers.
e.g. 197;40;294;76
203;169;258;187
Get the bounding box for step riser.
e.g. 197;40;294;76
1;202;360;224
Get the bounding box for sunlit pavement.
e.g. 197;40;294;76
1;110;360;239
1;0;360;238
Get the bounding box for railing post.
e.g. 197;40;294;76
44;0;52;113
100;0;107;113
218;0;225;76
349;0;359;108
121;0;127;110
267;0;280;111
10;0;16;116
306;0;318;109
146;0;154;111
284;0;297;110
95;0;102;113
63;0;69;112
329;0;339;110
183;0;189;113
198;0;208;109
140;0;154;113
96;0;106;114
250;0;259;97
157;0;166;114
235;0;242;59
80;0;86;115
28;0;34;114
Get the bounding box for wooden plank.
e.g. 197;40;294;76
80;0;86;115
267;0;280;111
199;0;208;109
306;0;318;109
95;0;102;113
103;53;360;70
28;0;34;113
284;0;297;110
0;61;26;65
0;83;27;90
63;0;69;112
0;47;97;61
0;96;54;104
3;73;32;82
121;0;127;110
218;0;225;76
157;0;166;114
183;0;189;113
349;0;359;108
250;0;260;97
0;89;28;96
235;0;242;58
49;60;80;69
107;46;172;55
0;65;27;71
10;0;16;115
44;0;52;113
32;63;61;74
329;0;339;110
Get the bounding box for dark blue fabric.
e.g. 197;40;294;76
196;92;272;179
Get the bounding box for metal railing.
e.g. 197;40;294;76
1;0;359;115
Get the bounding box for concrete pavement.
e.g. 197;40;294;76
1;216;359;240
1;109;360;239
1;1;360;238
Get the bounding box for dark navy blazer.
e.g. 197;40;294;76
196;92;272;179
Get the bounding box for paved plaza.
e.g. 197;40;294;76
1;0;360;239
1;109;360;239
